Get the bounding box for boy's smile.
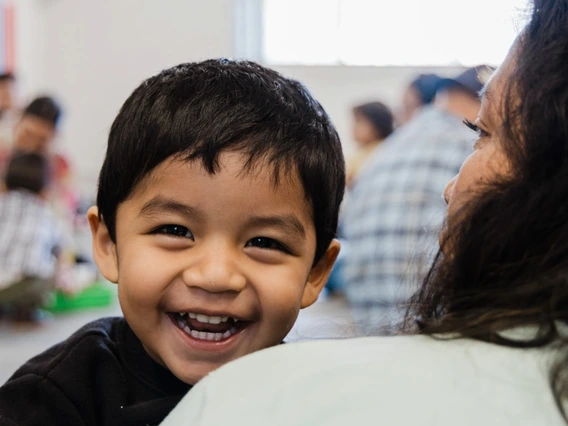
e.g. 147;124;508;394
170;311;244;342
89;152;339;384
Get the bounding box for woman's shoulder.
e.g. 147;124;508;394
162;335;564;426
211;334;547;384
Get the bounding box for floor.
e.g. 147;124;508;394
0;292;355;384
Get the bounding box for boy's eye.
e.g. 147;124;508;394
246;237;289;253
153;225;194;239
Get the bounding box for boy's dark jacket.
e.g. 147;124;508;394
0;317;191;426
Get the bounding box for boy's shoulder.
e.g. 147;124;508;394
0;317;128;425
0;316;191;425
10;316;125;379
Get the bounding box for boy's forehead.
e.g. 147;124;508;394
129;152;310;205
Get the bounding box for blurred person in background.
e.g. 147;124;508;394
12;96;60;155
347;101;394;188
342;65;493;334
327;102;393;296
397;73;442;126
9;96;78;226
0;73;19;151
0;73;16;112
0;153;72;324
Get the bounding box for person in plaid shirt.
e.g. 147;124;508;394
0;152;70;323
342;66;493;333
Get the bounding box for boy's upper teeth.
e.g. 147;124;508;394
179;312;231;324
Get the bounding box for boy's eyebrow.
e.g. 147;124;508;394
246;215;306;240
138;197;306;239
139;196;203;220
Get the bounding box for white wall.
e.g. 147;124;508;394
12;0;46;96
33;0;235;197
15;0;465;198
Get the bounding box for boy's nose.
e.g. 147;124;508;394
182;242;247;294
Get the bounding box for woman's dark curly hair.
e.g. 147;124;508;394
405;0;568;418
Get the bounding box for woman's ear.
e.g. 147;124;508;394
87;206;119;284
301;239;341;308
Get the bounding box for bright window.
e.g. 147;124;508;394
261;0;528;66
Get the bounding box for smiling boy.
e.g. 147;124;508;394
0;60;345;426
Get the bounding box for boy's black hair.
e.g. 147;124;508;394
0;73;15;83
5;152;49;194
24;96;61;127
98;59;345;263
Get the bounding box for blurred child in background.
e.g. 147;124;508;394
0;153;73;324
347;101;394;188
327;101;393;296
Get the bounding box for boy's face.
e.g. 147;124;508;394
89;152;339;384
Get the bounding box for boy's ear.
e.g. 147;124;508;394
87;206;119;284
301;239;341;309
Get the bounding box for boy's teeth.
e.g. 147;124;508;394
183;312;232;324
196;314;209;323
175;314;240;341
188;328;232;341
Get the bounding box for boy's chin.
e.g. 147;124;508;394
143;315;291;385
176;369;211;386
168;354;251;386
141;343;225;385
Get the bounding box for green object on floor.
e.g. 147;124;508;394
46;281;116;313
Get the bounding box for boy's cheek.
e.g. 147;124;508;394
257;305;299;346
257;281;305;328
